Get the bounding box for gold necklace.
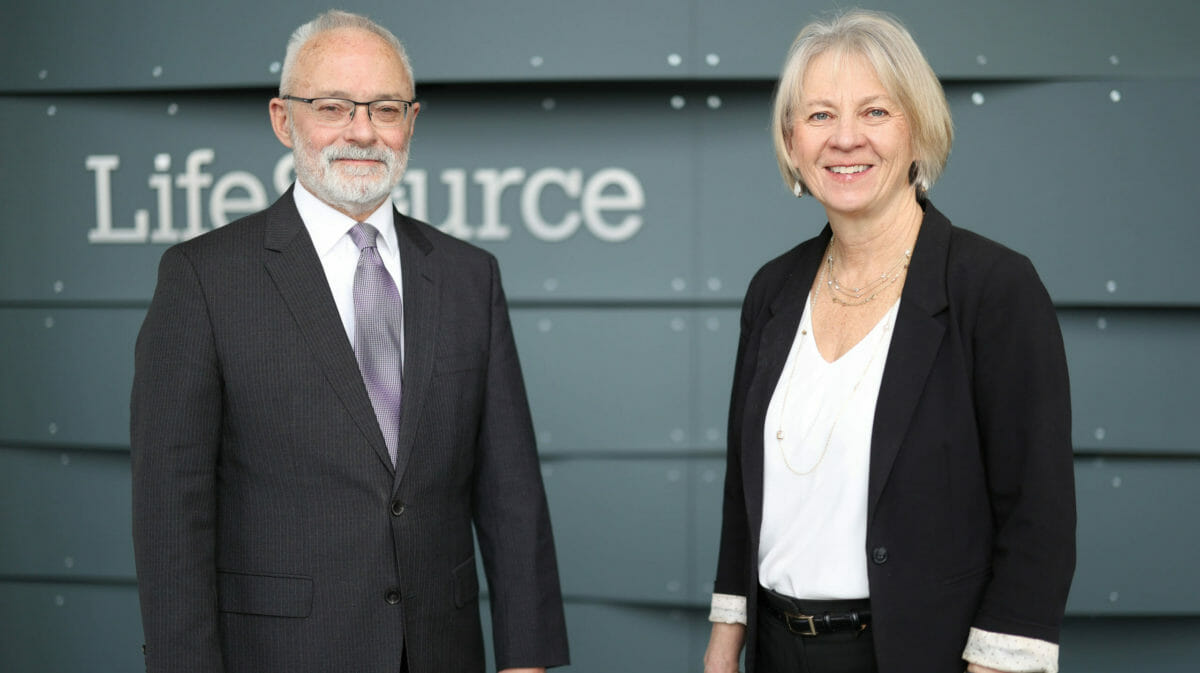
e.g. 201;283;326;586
773;254;896;475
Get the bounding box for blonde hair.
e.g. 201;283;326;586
279;10;414;96
771;9;952;194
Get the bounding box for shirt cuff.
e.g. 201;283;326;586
962;626;1059;673
709;593;748;624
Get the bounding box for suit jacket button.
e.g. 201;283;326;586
391;500;406;516
872;547;888;564
385;589;402;605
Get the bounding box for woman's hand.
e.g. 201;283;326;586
703;622;747;673
966;664;1011;673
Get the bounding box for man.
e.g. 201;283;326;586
131;10;569;673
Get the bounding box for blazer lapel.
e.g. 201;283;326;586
867;203;951;520
741;227;830;538
391;212;439;491
262;191;394;470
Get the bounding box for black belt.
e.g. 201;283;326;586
759;588;871;637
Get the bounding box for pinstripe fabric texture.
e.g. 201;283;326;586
350;222;403;464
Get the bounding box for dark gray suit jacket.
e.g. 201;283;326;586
714;201;1076;672
131;188;568;673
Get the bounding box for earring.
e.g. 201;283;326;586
793;181;804;198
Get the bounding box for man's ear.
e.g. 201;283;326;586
269;98;294;148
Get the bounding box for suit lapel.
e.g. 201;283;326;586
391;211;438;491
741;228;830;539
262;191;394;470
867;203;951;521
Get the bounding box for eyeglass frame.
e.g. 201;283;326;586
280;95;417;128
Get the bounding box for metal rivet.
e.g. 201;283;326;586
976;54;988;66
537;318;553;333
1109;55;1120;66
269;61;281;74
706;428;720;442
706;95;722;109
60;454;70;466
44;316;55;329
702;469;717;483
706;53;720;67
1108;591;1119;603
542;277;559;292
667;53;682;67
152;65;163;78
670;318;686;332
1105;280;1117;293
1094;427;1106;441
53;280;64;293
669;428;685;443
1109;90;1121;103
154;153;171;172
666;580;682;592
706;317;720;331
49;422;58;435
47;105;57;116
669;95;685;110
1097;317;1107;330
707;277;722;291
1111;476;1122;488
971;92;985;106
38;69;48;80
530;56;544;68
64;557;75;569
666;468;682;481
671;277;686;291
541;98;556;111
167;103;179;116
54;595;65;607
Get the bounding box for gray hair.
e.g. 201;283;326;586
279;9;415;96
771;9;952;194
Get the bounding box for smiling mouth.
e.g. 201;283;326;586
828;165;870;174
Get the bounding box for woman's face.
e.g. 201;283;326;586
788;51;916;221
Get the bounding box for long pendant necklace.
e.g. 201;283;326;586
773;247;896;475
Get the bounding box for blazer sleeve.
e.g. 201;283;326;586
713;268;768;597
471;255;570;669
130;246;226;673
969;252;1076;643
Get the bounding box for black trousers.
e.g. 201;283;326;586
755;588;878;673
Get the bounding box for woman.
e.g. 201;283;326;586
703;10;1075;673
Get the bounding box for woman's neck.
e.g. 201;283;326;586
826;195;924;283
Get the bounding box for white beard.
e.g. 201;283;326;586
290;126;409;215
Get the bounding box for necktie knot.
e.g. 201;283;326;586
349;222;380;251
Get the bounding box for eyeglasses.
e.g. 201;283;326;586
281;95;416;128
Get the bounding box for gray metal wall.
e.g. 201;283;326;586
2;1;1199;671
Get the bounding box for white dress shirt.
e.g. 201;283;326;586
292;181;404;359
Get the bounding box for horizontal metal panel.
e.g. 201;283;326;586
1063;310;1200;453
0;309;139;447
543;458;689;604
0;87;691;302
1070;457;1200;614
5;1;1198;93
1060;616;1200;672
0;581;142;672
697;0;1200;80
0;447;133;579
514;309;693;452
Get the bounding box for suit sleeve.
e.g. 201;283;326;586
970;253;1076;643
471;255;570;669
130;246;225;673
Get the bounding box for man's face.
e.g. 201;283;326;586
270;27;419;219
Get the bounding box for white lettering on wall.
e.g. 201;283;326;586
87;150;645;244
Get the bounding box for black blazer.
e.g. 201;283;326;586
714;201;1076;672
131;189;569;673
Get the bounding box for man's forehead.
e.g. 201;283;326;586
293;28;412;95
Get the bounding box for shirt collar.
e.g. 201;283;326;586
292;179;398;257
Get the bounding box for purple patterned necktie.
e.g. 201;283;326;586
349;222;403;465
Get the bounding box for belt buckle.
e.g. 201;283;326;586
784;611;818;636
